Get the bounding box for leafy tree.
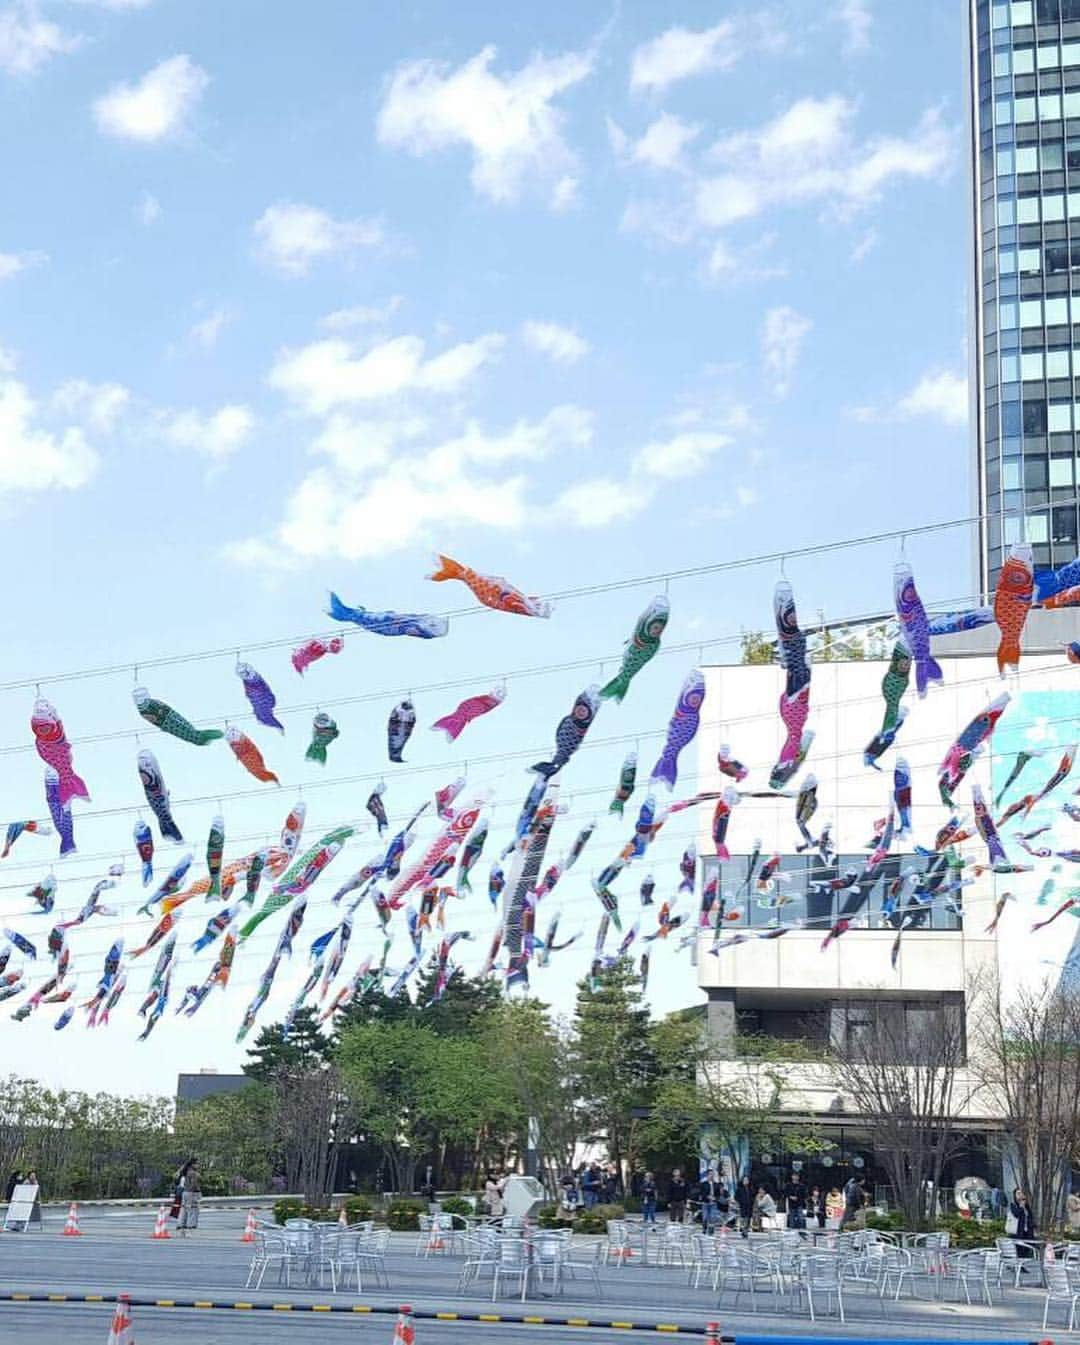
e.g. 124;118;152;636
740;631;775;665
243;1007;330;1081
173;1084;275;1189
569;960;657;1173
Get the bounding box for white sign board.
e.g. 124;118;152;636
3;1183;42;1232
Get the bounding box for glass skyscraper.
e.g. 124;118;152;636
970;0;1080;594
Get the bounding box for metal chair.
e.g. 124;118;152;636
245;1228;292;1290
458;1227;498;1291
687;1232;721;1290
1043;1262;1080;1330
491;1237;533;1301
309;1227;340;1292
560;1239;604;1299
793;1253;846;1323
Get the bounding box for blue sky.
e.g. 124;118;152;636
0;0;978;1092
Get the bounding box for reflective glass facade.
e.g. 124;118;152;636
972;0;1080;591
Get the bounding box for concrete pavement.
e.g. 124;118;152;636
0;1208;1057;1342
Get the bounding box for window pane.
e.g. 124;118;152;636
1047;349;1070;376
1042;142;1064;170
997;97;1014;124
1001;300;1019;328
1050;401;1073;431
1021;298;1044;325
1046;296;1069;323
1022;351;1045;378
1015;97;1036;122
1013;0;1034;18
999;197;1016;225
1015;48;1036;74
1000;247;1017;273
1029;513;1050;543
996;50;1012;75
1002;353;1021;380
994;1;1009;22
998;147;1015;175
1018;196;1041;222
1020;246;1041;272
1039;44;1061;67
1043;193;1064;221
1042;94;1063;120
1004;460;1022;490
1005;514;1022;544
1051;456;1074;486
1064;41;1080;65
1064;91;1080;116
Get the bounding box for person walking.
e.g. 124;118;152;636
484;1171;506;1221
641;1171;658;1225
581;1163;600;1210
783;1172;807;1230
839;1175;864;1231
177;1158;201;1235
735;1175;754;1238
667;1169;689;1223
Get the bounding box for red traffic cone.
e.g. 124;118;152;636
150;1205;171;1240
338;1207;348;1229
62;1202;82;1237
705;1322;721;1345
393;1305;415;1345
240;1209;257;1244
106;1294;134;1345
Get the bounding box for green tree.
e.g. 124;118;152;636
173;1084;275;1190
569;960;657;1173
740;631;775;665
244;1007;330;1081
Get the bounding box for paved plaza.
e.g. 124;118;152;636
0;1207;1065;1342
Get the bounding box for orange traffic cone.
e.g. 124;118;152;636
241;1209;257;1244
338;1207;348;1229
393;1305;415;1345
150;1205;171;1240
62;1202;82;1237
106;1294;134;1345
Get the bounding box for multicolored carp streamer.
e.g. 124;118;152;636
206;814;225;898
291;636;344;675
2;820;51;860
226;726;279;783
650;670;705;791
532;686;600;780
236;661;284;732
328;591;448;639
939;693;1010;807
366;782;388;834
305;712;340;765
610;752;637;816
388;699;416;763
994;542;1034;675
133;686;223;746
31;697;89;806
431;686;506;742
137;751;183;843
894;562;943;698
428;554;551;619
133;820;154;886
599;596;670;703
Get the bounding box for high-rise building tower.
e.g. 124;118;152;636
970;0;1080;595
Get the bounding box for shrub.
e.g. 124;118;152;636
536;1203;560;1228
574;1212;607;1234
591;1203;625;1223
343;1195;374;1223
439;1196;473;1217
622;1195;642;1214
199;1173;230;1198
386;1199;425;1231
935;1215;1004;1249
273;1198;304;1225
865;1211;904;1231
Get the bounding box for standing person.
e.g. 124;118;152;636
784;1171;807;1230
698;1168;722;1234
735;1175;754;1238
825;1186;844;1227
1009;1187;1035;1255
668;1168;689;1223
4;1171;21;1202
601;1163;619;1205
810;1186;826;1230
560;1172;579;1216
641;1171;658;1225
753;1185;777;1230
484;1171;506;1221
1067;1189;1080;1233
581;1163;600;1209
177;1159;201;1236
839;1174;863;1231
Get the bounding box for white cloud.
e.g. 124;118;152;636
93;54;208;142
137;191;161;225
189;306;230;350
762;306;811;398
376;44;593;208
633;430;730;480
320;296;403;331
0;354;99;493
253;202;384;276
611;111;701;173
834;0;872;54
0;5;76;75
630;21;739;93
847;368;968;428
555;477;654;528
161;403;254;460
269;332;504;415
51;378;130;431
521;320;589;364
896;369;968;427
0;248;46;280
850;228;878;263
